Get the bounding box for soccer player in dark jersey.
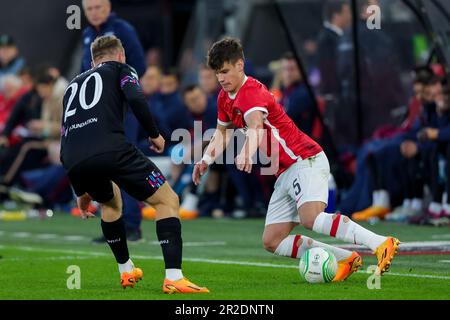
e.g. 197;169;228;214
193;38;400;280
61;35;208;293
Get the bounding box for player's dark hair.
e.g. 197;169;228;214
207;37;245;71
323;0;348;22
91;35;124;62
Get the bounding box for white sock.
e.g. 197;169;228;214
118;259;134;274
166;269;184;281
428;202;442;215
312;212;387;251
274;234;352;261
411;198;423;211
377;190;390;208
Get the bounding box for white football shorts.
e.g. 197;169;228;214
265;151;330;226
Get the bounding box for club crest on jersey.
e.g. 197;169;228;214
120;75;138;88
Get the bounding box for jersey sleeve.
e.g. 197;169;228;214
119;64;160;138
217;94;232;127
238;87;271;124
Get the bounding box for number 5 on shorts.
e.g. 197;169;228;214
293;178;301;196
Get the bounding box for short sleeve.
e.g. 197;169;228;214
217;96;232;127
238;87;271;123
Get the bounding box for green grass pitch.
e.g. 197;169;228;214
0;214;449;300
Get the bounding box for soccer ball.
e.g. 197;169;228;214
299;247;338;283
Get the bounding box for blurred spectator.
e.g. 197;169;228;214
0;35;25;87
145;47;163;69
159;69;184;140
81;0;146;76
198;64;220;98
339;66;434;218
0;75;28;131
175;85;223;218
0;67;65;187
316;0;351;98
137;66;171;153
279;52;318;137
316;0;352;146
168;85;216;184
417;84;450;225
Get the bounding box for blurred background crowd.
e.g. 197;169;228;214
1;0;450;242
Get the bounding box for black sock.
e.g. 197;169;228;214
101;217;130;264
156;217;182;269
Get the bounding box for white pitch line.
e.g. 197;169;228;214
62;235;87;241
439;260;450;263
6;245;450;280
0;231;226;247
11;232;31;238
431;234;450;239
36;234;58;239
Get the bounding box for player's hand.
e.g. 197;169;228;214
0;135;9;148
400;140;418;158
192;161;209;186
77;193;95;220
149;135;165;153
235;153;253;173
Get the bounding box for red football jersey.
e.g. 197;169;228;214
217;76;323;176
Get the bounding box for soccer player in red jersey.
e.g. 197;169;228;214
193;38;400;280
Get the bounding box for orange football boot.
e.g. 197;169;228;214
120;267;143;288
333;251;362;282
352;206;390;221
141;206;156;220
163;277;209;294
374;237;400;276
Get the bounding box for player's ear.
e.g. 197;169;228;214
237;59;244;72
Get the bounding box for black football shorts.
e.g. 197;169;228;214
67;147;166;203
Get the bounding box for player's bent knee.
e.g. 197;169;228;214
262;236;281;253
300;218;315;230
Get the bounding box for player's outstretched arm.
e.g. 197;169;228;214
236;111;265;173
192;123;231;186
119;65;160;141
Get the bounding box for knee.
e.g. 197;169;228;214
262;236;281;253
301;218;315;230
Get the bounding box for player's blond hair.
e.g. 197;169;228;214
90;35;124;63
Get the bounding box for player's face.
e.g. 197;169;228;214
215;60;245;94
83;0;111;27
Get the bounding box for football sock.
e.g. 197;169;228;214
165;269;184;281
313;212;387;251
101;217;130;264
156;217;184;281
118;259;135;274
274;234;353;261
